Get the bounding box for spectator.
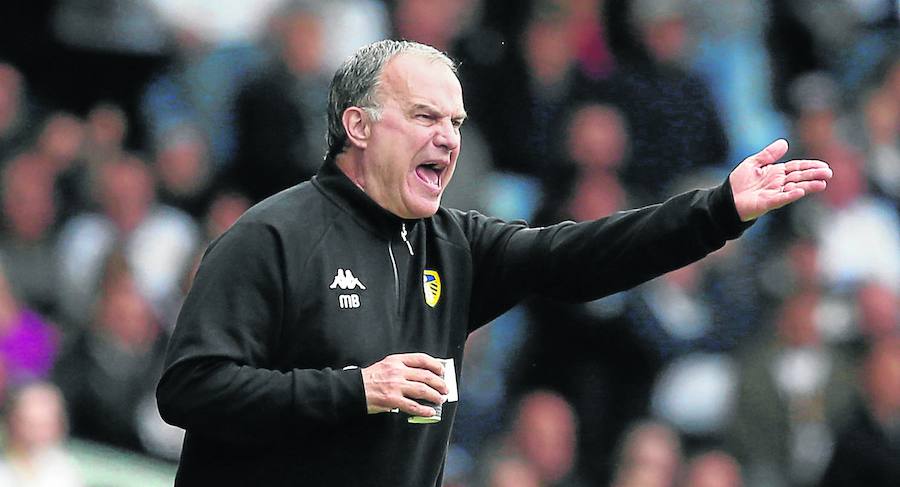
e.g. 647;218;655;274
684;0;787;164
48;0;170;150
857;281;899;341
484;456;541;487
0;62;37;163
52;250;169;454
837;281;900;361
859;65;900;203
54;103;130;221
32;112;85;177
553;102;629;219
0;152;61;317
0;260;57;385
153;123;213;218
202;189;251;242
488;390;588;487
610;420;683;487
82;102;128;169
141;0;283;170
820;335;900;487
317;0;391;75
727;289;857;487
680;450;743;487
229;0;331;202
604;0;729;204
474;2;596;184
0;381;84;487
56;154;198;326
516;391;588;486
513;102;647;485
561;0;616;80
393;0;479;54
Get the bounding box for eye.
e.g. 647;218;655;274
416;113;435;122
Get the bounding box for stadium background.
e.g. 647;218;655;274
0;0;897;486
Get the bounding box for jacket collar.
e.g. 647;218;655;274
312;158;420;239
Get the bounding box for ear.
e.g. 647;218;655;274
342;107;371;150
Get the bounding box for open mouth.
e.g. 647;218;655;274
415;162;445;190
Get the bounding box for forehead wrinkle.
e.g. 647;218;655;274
379;53;465;115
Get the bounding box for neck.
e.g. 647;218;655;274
334;152;366;191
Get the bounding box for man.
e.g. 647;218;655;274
157;40;832;486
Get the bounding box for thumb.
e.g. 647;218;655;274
750;139;789;167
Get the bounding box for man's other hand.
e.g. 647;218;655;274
361;353;449;417
729;139;833;222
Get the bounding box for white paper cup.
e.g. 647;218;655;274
407;358;451;424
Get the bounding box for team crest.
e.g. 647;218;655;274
423;270;441;307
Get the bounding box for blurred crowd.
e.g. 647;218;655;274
0;0;897;486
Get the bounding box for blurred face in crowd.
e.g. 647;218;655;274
514;391;577;483
525;17;575;85
820;152;864;209
641;16;687;64
488;457;541;487
864;89;899;144
99;157;155;234
567;104;628;171
8;383;67;453
37;112;84;168
351;53;465;219
394;0;472;51
157;131;209;196
619;423;682;487
87;103;128;153
777;291;821;347
99;270;157;350
206;191;251;240
683;451;743;487
857;282;898;339
864;337;900;418
2;154;57;242
280;10;325;75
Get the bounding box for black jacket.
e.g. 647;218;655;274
157;160;750;486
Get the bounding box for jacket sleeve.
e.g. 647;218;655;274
156;221;365;445
462;179;752;329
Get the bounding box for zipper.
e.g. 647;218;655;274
388;239;400;313
401;223;414;255
389;225;412;319
389;224;414;319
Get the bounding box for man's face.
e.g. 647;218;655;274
360;53;466;219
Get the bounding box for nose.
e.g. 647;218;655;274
433;119;460;153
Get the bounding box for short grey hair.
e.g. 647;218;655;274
325;39;457;160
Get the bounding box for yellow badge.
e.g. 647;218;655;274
423;270;441;307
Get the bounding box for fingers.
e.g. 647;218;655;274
768;188;807;210
400;353;445;377
397;398;440;418
767;180;829;212
783;166;833;184
402;378;446;405
407;367;449;395
783;159;831;173
362;353;449;416
751;139;789;167
783;180;828;194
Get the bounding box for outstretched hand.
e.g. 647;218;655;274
729;139;833;222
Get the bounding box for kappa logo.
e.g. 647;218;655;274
330;268;365;309
329;269;366;290
423;270;441;307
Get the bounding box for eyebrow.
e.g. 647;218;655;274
411;103;468;123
